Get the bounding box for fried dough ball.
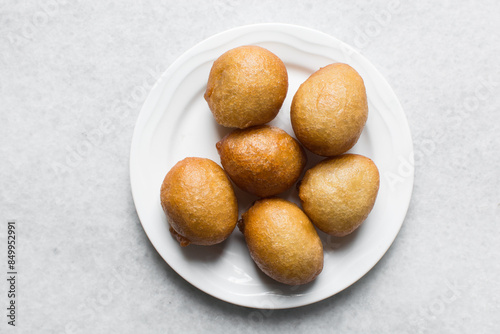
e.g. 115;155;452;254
291;63;368;156
160;157;238;246
298;154;380;236
239;198;324;285
216;125;306;197
205;45;288;128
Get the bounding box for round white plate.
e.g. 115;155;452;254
130;23;414;309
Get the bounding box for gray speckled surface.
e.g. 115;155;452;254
1;0;499;333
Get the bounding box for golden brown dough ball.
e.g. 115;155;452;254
160;157;238;246
298;154;380;236
239;198;324;285
291;63;368;156
205;45;288;129
216;125;306;197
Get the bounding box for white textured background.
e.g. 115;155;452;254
1;0;499;333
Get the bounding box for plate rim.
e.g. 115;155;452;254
129;23;414;309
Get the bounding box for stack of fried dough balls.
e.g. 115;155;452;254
160;45;379;286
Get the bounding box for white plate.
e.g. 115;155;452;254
130;23;414;309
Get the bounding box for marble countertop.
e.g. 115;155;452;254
1;1;499;333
